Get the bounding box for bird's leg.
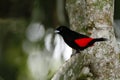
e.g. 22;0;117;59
71;50;81;57
75;50;80;53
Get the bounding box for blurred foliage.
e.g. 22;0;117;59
0;19;29;80
0;0;60;79
0;0;33;18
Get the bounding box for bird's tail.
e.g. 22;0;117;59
94;38;108;42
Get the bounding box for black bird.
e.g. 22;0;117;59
55;26;107;55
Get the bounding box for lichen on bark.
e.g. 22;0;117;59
52;0;120;80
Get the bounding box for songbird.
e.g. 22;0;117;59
55;26;107;55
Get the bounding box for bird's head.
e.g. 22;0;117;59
55;26;70;35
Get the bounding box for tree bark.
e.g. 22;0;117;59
52;0;120;80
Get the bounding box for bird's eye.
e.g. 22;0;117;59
59;27;63;31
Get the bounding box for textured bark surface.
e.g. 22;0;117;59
52;0;120;80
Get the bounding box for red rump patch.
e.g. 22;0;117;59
74;38;93;47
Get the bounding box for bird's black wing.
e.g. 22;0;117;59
71;30;89;39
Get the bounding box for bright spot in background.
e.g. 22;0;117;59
53;34;72;60
22;40;48;80
63;43;72;60
26;23;45;42
23;24;72;80
44;30;53;52
27;48;49;80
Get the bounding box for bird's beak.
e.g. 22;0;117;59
54;30;60;33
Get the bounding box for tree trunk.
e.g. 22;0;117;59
52;0;120;80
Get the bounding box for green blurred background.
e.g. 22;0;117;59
0;0;69;80
0;0;120;80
